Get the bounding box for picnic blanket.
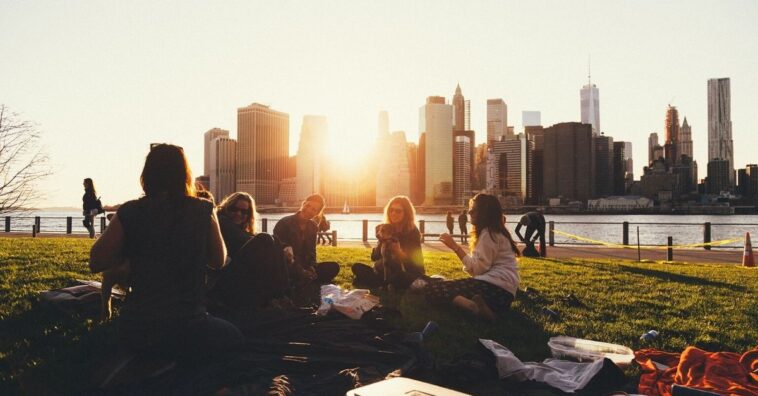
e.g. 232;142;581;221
86;308;422;395
635;346;758;396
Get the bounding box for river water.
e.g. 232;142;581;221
12;211;758;249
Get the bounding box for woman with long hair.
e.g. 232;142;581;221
426;193;520;320
351;195;425;290
89;144;242;360
82;178;100;238
208;192;291;312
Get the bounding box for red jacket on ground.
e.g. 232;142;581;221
635;346;758;396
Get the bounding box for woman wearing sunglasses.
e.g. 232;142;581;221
208;192;290;312
351;195;425;290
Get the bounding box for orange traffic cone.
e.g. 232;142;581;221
742;232;755;268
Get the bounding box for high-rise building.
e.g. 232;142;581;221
296;115;328;201
543;122;596;201
679;117;693;159
522;111;541;127
417;133;426;205
453;84;465;132
453;130;475;190
464;100;471;131
420;97;453;205
473;143;488;191
377;131;411;204
648;133;661;165
613;142;626;195
489;134;533;203
526;126;545;204
623;142;633;178
708;78;735;185
209;137;236;203
595;134;614;197
745;164;758;200
203;128;229;177
664;105;680;166
407;142;422;206
236;103;289;205
487;99;507;145
580;79;600;135
706;159;731;194
453;135;472;205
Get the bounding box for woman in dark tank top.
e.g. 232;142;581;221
89;144;242;360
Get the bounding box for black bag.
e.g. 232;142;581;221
96;197;105;214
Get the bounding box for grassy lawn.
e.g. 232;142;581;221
1;237;757;393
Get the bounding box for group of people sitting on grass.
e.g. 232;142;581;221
88;144;522;363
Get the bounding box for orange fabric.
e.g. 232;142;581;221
635;346;758;396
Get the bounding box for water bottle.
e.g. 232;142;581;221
640;330;659;342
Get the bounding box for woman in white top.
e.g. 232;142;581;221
426;193;521;320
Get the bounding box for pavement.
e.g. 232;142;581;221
4;232;748;265
335;240;746;265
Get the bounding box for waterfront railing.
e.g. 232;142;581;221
6;215;754;250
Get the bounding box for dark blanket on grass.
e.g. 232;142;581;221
92;308;422;396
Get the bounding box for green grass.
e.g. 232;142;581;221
1;237;757;394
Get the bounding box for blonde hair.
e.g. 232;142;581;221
218;192;258;234
382;195;417;233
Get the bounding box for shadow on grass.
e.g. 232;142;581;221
617;265;746;291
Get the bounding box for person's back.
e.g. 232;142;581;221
118;195;212;342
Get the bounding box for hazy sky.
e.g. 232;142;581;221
2;1;757;207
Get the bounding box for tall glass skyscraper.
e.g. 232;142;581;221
581;80;600;135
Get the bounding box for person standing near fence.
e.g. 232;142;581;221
514;211;547;257
458;209;468;243
446;211;455;235
82;178;103;238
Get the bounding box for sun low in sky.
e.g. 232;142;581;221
1;1;756;207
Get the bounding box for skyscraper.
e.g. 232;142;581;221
664;105;679;166
296;115;328;201
420;96;453;205
453;135;472;205
595;134;614;197
464;100;471;131
543;122;596;201
648;133;660;165
203;128;229;176
679;117;693;160
377;131;411;204
708;78;734;185
236;103;289;205
453;84;465;132
209;137;236;203
489;134;532;203
623;141;634;180
580;79;600;135
522;111;541;127
487;99;507;145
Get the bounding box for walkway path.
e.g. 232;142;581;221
337;240;745;265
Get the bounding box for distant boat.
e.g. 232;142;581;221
342;200;350;214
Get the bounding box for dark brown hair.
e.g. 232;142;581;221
140;144;195;198
468;193;519;256
218;192;257;234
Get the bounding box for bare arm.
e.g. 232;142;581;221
207;212;227;270
89;214;125;273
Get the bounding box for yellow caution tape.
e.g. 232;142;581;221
553;229;742;250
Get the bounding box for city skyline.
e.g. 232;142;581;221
1;1;757;207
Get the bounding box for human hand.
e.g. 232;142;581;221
439;233;456;249
303;267;317;281
283;247;294;264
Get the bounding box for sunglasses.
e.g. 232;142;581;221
228;207;249;215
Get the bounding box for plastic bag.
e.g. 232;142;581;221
316;284;380;319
